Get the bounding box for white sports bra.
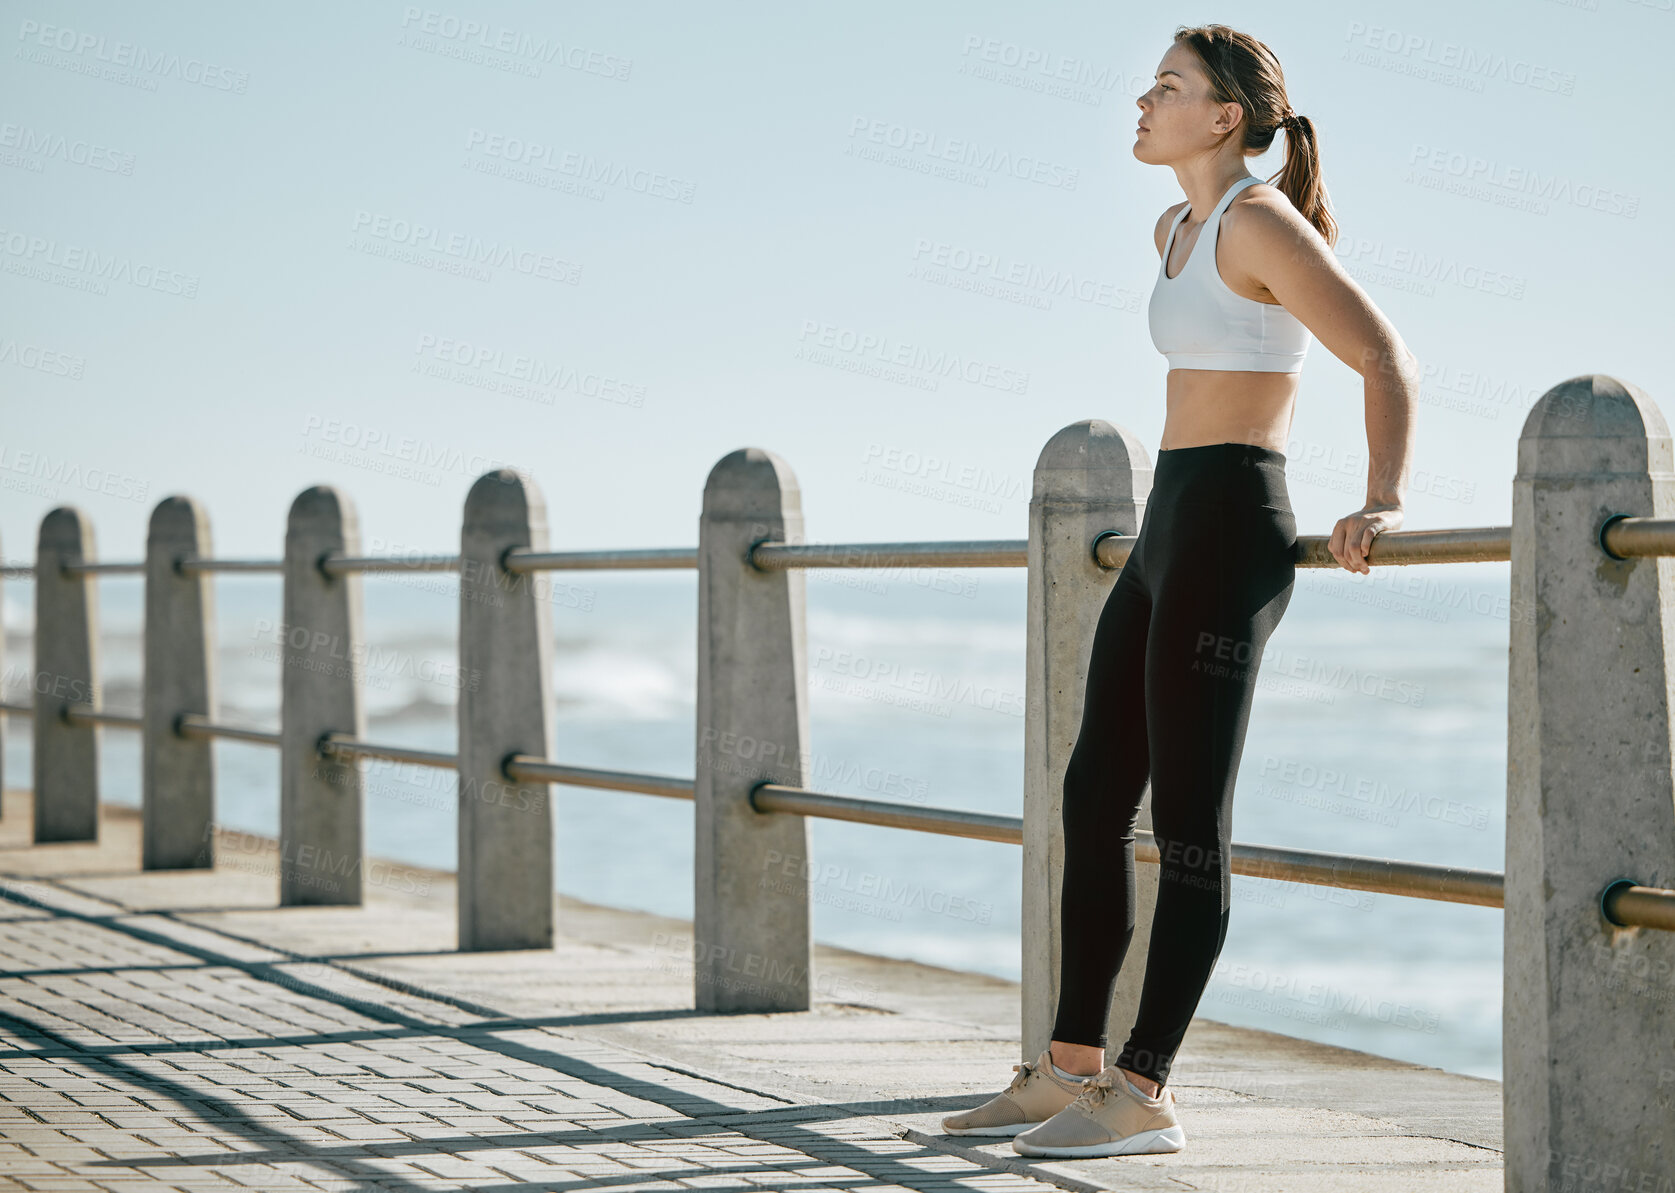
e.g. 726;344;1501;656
1147;174;1310;374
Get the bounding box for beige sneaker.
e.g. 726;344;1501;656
941;1048;1088;1136
1012;1066;1185;1158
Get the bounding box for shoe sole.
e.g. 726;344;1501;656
1013;1125;1186;1157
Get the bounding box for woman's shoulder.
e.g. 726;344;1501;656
1225;178;1295;220
1221;180;1309;245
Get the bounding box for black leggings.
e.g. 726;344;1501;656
1050;441;1297;1088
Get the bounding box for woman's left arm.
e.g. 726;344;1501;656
1236;192;1419;574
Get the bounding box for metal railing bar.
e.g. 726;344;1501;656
320;555;462;576
177;714;281;747
259;737;697;800
751;782;1506;907
750;541;1029;570
505;548;700;572
1296;526;1512;567
0;701;33;716
1098;526;1514;571
8;523;1531;586
59;562;145;576
747;527;1515;573
505;754;695;799
1224;842;1503;906
1602;881;1675;932
1601;516;1675;560
752;783;1021;842
318;733;456;769
177;558;284;574
63;704;142;730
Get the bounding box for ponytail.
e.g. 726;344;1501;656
1267;111;1337;248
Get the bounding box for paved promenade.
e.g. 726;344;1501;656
0;790;1503;1191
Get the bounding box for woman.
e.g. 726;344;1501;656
943;23;1417;1159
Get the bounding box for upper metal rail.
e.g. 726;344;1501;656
750;541;1028;569
19;517;1675;579
506;548;699;572
0;520;1541;581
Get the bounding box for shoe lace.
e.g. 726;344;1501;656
1070;1070;1122;1110
1004;1059;1039;1094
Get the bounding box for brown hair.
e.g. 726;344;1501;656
1173;23;1337;248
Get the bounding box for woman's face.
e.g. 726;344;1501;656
1134;45;1237;162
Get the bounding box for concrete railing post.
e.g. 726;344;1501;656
34;508;100;842
280;486;365;905
1023;420;1154;1061
695;448;811;1012
143;496;217;869
1506;375;1675;1188
458;469;555;951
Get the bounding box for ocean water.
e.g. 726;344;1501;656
0;557;1508;1081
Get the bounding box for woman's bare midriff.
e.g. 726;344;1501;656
1158;367;1298;453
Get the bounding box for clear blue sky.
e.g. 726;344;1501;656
2;0;1665;563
